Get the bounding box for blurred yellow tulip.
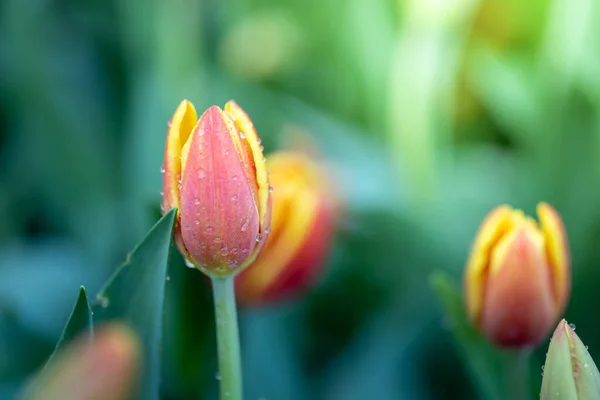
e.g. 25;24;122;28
464;203;570;347
235;151;337;305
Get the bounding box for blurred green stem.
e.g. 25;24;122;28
211;277;242;400
507;347;531;400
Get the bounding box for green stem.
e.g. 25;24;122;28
211;277;242;400
507;347;532;400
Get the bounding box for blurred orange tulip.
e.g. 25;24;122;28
21;324;140;400
235;151;337;305
161;100;271;277
464;203;570;347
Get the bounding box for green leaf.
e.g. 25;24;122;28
46;286;93;366
430;271;506;400
93;209;176;400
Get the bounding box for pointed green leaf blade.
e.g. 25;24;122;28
93;209;176;400
47;286;93;366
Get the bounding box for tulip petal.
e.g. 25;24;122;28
162;100;198;213
224;101;272;240
179;106;260;273
538;202;571;312
480;226;555;346
464;205;513;321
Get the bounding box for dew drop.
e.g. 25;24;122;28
230;247;238;255
541;365;545;371
215;236;222;243
194;197;200;205
160;191;164;196
241;249;249;255
240;132;246;139
197;168;206;179
160;165;165;173
166;275;171;281
177;180;182;190
184;224;191;231
268;186;274;193
569;323;576;330
231;194;238;201
257;138;262;145
194;219;200;225
205;226;214;233
232;175;238;181
260;145;264;151
262;156;266;163
220;246;229;256
256;233;263;242
241;218;250;232
224;150;230;156
97;296;109;308
265;227;271;234
215;372;222;381
184;259;196;269
200;241;206;248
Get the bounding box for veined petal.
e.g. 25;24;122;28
538;202;571;312
464;205;513;321
179;106;260;274
162;100;197;213
224;101;271;236
480;227;555;346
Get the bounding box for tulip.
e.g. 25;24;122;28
161;100;271;277
463;203;570;347
21;324;140;400
235;151;337;305
541;319;600;399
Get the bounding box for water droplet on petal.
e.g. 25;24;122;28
160;191;164;196
241;218;250;232
194;219;200;225
197;168;206;179
224;150;230;156
215;372;222;381
166;275;171;281
160;166;165;173
268;186;274;193
231;194;238;201
184;259;196;269
256;233;263;242
256;138;262;145
206;226;214;233
215;236;222;243
220;246;228;256
240;132;246;139
194;197;200;205
232;175;238;181
569;323;576;330
230;247;238;255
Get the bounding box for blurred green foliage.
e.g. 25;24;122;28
1;0;600;398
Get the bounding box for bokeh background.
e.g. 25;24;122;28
1;0;600;398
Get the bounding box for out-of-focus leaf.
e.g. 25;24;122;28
430;271;505;400
93;209;176;400
46;287;93;366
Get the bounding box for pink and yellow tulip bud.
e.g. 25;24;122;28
463;203;570;347
161;100;271;277
541;320;600;399
235;151;337;305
